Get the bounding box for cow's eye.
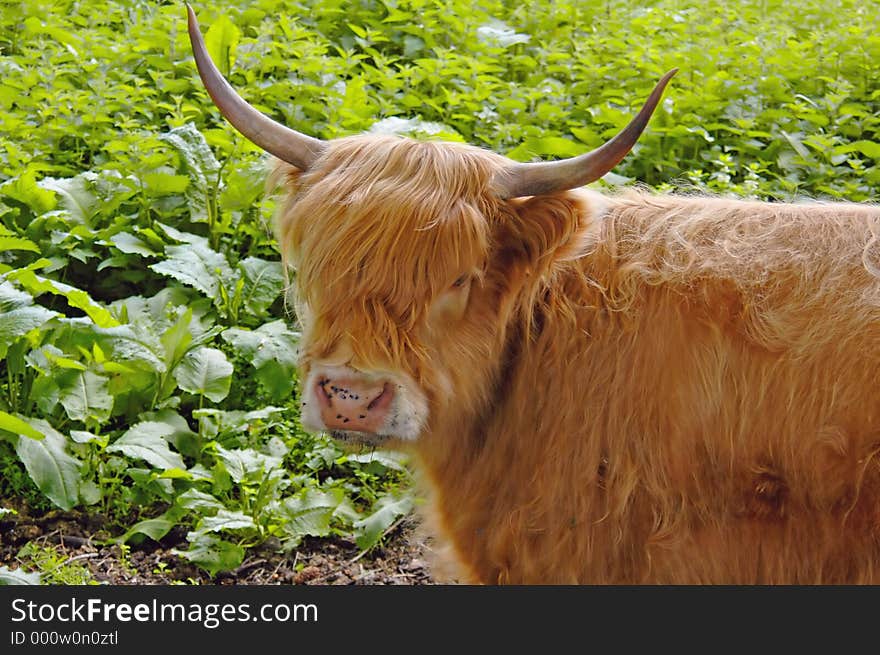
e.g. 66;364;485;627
451;274;469;289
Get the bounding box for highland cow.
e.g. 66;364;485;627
187;6;880;583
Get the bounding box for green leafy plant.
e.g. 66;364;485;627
14;543;97;586
0;565;42;586
1;0;878;578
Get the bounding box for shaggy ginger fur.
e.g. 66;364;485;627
275;135;880;584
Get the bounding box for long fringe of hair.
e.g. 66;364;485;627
270;133;880;583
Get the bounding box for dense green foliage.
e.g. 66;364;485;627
1;0;879;579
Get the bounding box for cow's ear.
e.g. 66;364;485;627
497;190;600;274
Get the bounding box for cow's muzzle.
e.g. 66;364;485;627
315;376;395;433
300;364;428;443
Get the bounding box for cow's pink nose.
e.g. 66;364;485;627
316;377;394;433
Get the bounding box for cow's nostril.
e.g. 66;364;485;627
315;380;333;407
366;384;390;410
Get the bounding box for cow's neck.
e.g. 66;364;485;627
413;270;576;582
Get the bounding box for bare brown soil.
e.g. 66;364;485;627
0;503;436;585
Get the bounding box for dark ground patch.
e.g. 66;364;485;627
0;503;436;585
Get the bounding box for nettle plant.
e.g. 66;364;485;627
2;0;879;579
0;120;412;575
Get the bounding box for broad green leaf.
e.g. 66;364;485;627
239;257;284;315
115;517;176;545
158;124;221;222
26;343;74;373
242;406;287;422
0;306;58;357
198;508;257;533
43;350;87;370
222;321;299;399
137;409;199;458
15;418;82;511
160;306;194;368
205;14;241;78
214;446;283;483
141;172;190;196
368;116;462;140
781;131;811;159
176;488;225;514
345;450;409;472
833;140;880;159
5;267;118;327
126;467;175;498
0;566;42;586
38;173;99;225
570;126;600;146
69;429;105;445
279;487;345;542
505;135;588;161
78;480;102;506
353;492;414;550
107;421;187;471
173;533;245;576
150;243;233;298
22;15;79;46
219;161;264;211
155;222;210;247
58;370;113;424
0;280;32;310
101;361;135;376
109;231;161;257
476;22;530;47
221;320;300;369
347;23;367;38
0;236;39;252
157;468;191;479
90;324;166;372
0;169;56;214
173;346;233;402
96;256;131;272
0;411;44;441
29;374;62;416
186;464;216;482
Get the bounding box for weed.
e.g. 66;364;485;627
1;0;878;576
15;543;97;586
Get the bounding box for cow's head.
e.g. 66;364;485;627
187;5;675;447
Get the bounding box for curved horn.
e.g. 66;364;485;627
186;4;325;169
495;69;677;199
